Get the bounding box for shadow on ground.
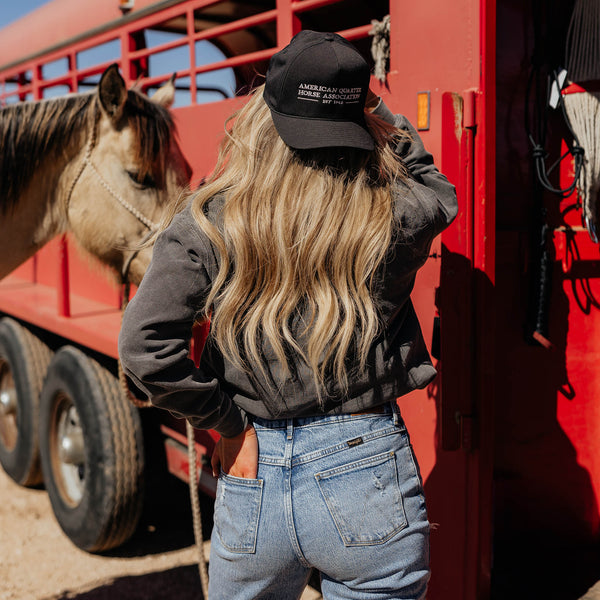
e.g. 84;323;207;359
46;564;205;600
105;473;214;558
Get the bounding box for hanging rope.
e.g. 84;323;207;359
369;15;390;84
525;68;585;198
530;209;555;349
523;0;568;348
187;420;210;599
118;279;210;597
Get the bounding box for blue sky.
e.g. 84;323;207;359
0;0;50;30
0;0;235;105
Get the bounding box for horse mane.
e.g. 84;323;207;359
0;88;174;215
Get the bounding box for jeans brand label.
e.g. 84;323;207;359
347;437;364;447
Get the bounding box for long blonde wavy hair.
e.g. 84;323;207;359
190;85;408;395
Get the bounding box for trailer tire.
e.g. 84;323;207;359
39;346;144;552
0;318;52;486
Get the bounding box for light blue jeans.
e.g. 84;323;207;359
208;403;430;600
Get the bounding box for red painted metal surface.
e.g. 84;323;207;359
382;1;496;598
0;0;539;598
57;235;71;317
492;1;600;597
162;426;218;497
552;103;600;537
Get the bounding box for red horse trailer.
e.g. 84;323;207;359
1;0;599;598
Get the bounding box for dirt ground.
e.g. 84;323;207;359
0;463;208;600
0;466;321;600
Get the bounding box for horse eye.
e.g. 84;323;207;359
127;170;155;189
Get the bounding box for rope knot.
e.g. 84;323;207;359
571;145;585;158
532;145;547;159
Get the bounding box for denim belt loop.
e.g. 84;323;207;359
391;401;401;427
286;418;294;440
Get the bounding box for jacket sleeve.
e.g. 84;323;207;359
118;213;248;438
373;100;458;240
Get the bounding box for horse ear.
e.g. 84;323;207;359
152;73;176;108
98;64;128;121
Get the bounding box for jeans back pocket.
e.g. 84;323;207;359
315;451;407;547
214;473;264;553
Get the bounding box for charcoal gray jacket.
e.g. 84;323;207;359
118;102;458;438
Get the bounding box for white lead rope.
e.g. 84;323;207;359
186;419;211;599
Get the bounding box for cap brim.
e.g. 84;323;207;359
270;110;375;151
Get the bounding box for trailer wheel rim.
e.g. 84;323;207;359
49;392;86;507
0;359;18;452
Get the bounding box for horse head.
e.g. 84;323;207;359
66;64;191;286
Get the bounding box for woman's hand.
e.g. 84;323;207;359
211;424;259;479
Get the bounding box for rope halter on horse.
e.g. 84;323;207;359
65;101;161;261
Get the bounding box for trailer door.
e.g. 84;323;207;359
381;1;496;599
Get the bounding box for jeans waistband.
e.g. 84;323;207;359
250;401;400;430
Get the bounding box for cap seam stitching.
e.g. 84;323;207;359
279;38;329;102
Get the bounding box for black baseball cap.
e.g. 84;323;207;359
264;30;374;151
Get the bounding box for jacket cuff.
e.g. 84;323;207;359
372;99;396;125
213;404;249;438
